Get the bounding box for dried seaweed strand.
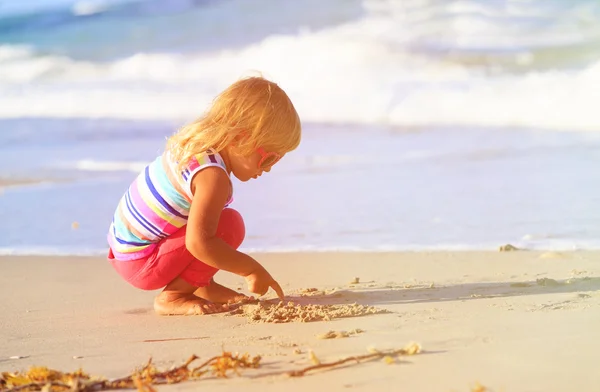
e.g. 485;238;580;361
6;383;71;392
190;356;220;374
1;344;420;392
2;352;260;392
288;347;417;377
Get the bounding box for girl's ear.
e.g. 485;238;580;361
227;130;249;155
231;129;250;147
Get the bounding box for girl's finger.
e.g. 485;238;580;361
270;280;285;301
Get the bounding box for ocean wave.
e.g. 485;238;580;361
2;0;600;131
2;48;600;131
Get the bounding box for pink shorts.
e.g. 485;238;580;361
108;208;245;290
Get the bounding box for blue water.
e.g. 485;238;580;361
1;0;600;254
0;0;364;60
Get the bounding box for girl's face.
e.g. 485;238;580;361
226;145;282;182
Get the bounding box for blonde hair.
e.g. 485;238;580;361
167;76;302;172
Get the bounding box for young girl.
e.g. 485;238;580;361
107;76;301;316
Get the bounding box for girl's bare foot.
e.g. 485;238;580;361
195;279;255;305
154;291;228;316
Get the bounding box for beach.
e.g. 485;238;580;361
2;251;599;391
2;1;600;391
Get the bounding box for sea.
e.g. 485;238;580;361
1;0;599;255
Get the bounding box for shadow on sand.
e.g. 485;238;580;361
283;277;600;307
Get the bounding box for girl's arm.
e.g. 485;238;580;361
185;167;284;299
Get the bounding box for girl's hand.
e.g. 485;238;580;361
245;267;285;301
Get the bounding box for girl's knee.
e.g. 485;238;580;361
217;208;245;249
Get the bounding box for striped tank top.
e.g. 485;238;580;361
107;150;232;261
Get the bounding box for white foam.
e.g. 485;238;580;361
71;0;110;16
2;2;600;131
242;240;600;252
0;247;107;257
0;45;97;83
1;240;597;258
242;239;600;253
239;244;495;253
0;45;35;62
71;159;148;172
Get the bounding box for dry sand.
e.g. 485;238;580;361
1;251;599;391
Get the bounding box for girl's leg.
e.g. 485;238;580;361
185;208;250;305
194;279;252;305
152;208;246;315
113;226;221;315
154;276;225;315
